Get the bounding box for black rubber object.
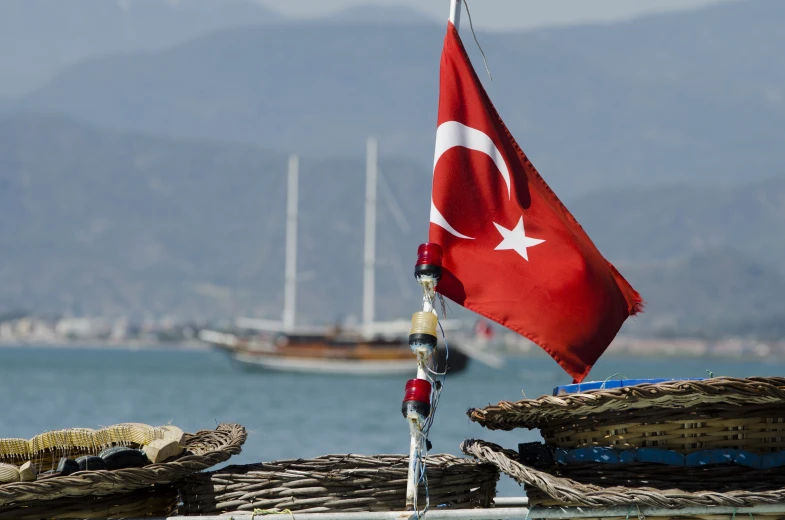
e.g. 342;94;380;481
99;446;150;470
414;263;442;281
56;457;80;476
402;399;431;419
75;455;106;471
518;442;554;468
408;332;437;349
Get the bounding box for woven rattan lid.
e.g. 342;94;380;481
469;376;785;431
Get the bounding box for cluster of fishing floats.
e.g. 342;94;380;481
400;242;446;511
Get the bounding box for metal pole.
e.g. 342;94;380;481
404;271;439;511
405;262;440;510
282;154;299;333
404;420;423;510
125;503;785;519
406;0;465;510
363;137;378;339
449;0;462;29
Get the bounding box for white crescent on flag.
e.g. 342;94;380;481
430;121;512;240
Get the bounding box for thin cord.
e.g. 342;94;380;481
421;317;449;435
463;0;492;81
415;448;431;517
438;293;448;319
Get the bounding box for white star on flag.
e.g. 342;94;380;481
493;217;545;261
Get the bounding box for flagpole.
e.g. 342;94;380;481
402;1;463;511
403;0;462;511
449;0;462;29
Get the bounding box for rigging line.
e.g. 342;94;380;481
463;0;493;81
377;168;411;234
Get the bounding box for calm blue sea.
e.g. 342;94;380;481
0;345;782;496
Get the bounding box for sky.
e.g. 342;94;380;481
257;0;737;31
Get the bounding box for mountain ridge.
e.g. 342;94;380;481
1;113;784;338
0;0;280;97
11;0;785;199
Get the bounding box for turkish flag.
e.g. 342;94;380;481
430;23;642;382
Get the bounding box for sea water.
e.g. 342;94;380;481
0;345;782;496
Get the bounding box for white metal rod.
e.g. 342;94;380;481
493;497;529;507
449;0;462;29
404;434;420;510
282;154;299;333
362;137;378;338
406;0;465;509
128;502;785;520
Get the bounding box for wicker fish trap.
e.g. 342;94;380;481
546;460;785;492
543;414;785;453
469;377;785;454
0;484;177;520
178;453;499;515
462;438;785;509
0;423;246;508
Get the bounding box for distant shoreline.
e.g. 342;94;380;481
0;341;208;351
1;340;782;363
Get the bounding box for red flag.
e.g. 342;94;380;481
429;23;642;382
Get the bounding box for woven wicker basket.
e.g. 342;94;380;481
462;438;785;510
178;453;499;515
0;423;246;515
470;377;785;454
0;484;177;520
543;416;785;453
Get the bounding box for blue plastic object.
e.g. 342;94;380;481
553;378;704;395
636;447;685;466
619;450;636;464
551;447;774;469
685;449;736;467
762;451;785;470
565;447;620;465
554;448;568;465
734;451;762;469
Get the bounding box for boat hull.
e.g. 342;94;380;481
232;351;417;376
205;330;471;376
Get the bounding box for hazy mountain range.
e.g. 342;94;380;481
2;113;783;337
0;0;435;98
1;0;783;338
5;0;782;201
0;113;429;323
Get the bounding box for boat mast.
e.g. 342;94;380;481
362;137;378;339
449;0;462;27
282;154;299;334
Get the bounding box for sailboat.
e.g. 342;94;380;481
199;139;493;375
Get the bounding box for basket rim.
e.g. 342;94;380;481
208;452;479;475
468;376;785;431
0;423;246;506
179;452;500;515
